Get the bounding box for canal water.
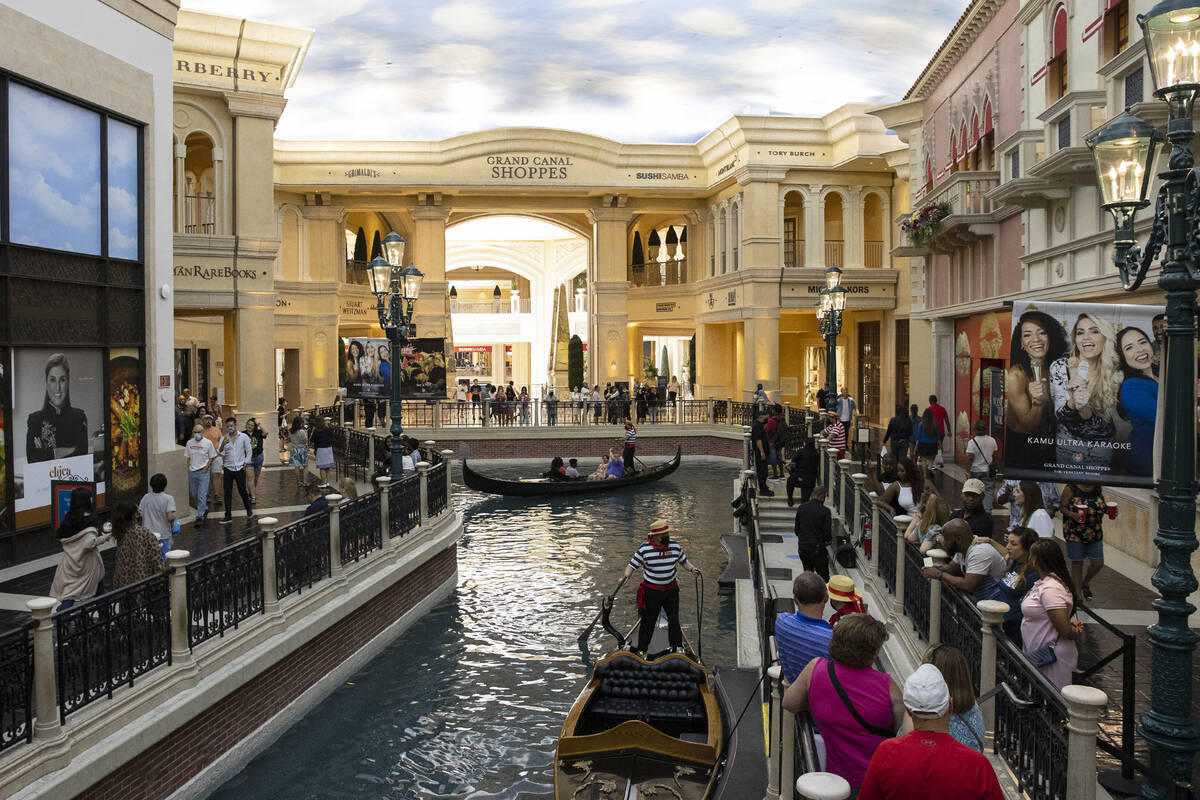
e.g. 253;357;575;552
207;457;741;800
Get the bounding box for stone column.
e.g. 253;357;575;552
1063;685;1109;800
409;203;452;342
377;477;397;548
837;459;854;520
743;312;781;401
259;518;279;614
167;549;192;664
417;461;430;526
743;427;752;471
588;207;633;385
26;597;61;741
826;450;840;519
977;599;1009;732
174;139;187;234
927;548;950;645
327;494;344;577
806;188;825;268
851;472;867;541
684;209;709;284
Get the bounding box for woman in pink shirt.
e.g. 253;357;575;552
783;614;905;789
1020;539;1084;689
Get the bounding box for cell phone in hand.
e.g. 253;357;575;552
923;557;933;568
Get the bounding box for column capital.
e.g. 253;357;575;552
686;208;710;224
409;205;452;222
587;207;633;225
223;91;288;121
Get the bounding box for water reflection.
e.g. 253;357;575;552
209;458;738;800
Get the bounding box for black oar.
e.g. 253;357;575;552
578;579;625;642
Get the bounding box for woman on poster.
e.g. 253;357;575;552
26;352;89;463
1050;312;1126;470
345;340;363;389
1115;327;1157;477
1006;310;1069;440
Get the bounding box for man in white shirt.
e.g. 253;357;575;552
138;473;177;543
966;420;999;512
184;423;217;524
836;388;857;425
218;416;254;524
564;458;581;479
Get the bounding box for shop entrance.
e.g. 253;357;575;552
276;348;300;409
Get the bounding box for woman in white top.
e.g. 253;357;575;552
570;388;582;424
966;420;999;512
1016;481;1055;538
876;457;933;518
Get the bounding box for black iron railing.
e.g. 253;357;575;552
55;573;171;721
187;536;264;649
389;474;421;538
842;470;855;520
730;401;755;427
428;462;448;517
877;510;897;593
902;541;931;640
0;623;34;753
401;401;437;428
680;400;709;424
713;400;728;425
832;468;843;519
1075;605;1148;782
275;513;331;599
343;428;372;480
312;403;338;421
994;634;1069;800
940;586;984;694
339;492;383;565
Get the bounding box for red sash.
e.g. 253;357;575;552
636;580;678;612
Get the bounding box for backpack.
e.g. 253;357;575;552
773;421;792;447
835;536;857;569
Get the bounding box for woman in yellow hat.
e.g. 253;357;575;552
827;575;868;627
612;520;702;656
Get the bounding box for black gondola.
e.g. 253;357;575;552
462;446;681;497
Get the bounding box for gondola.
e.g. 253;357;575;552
461;446;681;497
555;601;728;799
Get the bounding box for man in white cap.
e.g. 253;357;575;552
951;478;994;541
858;664;1002;800
611;520;702;656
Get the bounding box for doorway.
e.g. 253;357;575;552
277;348;300;408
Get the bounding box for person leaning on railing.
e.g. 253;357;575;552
974;527;1040;647
49;487;109;610
898;644;986;752
904;493;950;555
920;518;1005;603
1020;539;1084;690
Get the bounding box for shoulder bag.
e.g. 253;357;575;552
970;436;998;479
826;659;893;737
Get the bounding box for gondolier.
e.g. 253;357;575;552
620;420;637;473
612;520;702;656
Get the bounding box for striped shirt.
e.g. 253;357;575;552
624;426;637;447
628;540;688;587
826;420;846;453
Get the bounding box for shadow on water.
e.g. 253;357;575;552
207;458;740;800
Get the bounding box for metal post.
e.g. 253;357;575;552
1063;685;1109;800
327;494;344;577
977;599;1008;732
442;449;454;512
795;774;851;800
26;597;60;741
259;518;279;613
893;515;911;619
417;461;430;526
927;548;949;645
167;549;192;664
766;664;783;800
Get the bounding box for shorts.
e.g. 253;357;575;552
1066;539;1104;561
251;453;264;470
290;446;309;466
315;446;335;470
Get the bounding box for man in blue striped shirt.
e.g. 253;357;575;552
612;520;702;656
774;573;832;683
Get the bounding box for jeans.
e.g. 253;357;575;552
223;467;253;520
637;583;682;653
970;471;993;512
188;469;210;519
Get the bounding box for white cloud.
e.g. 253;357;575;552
430;2;512;38
557;13;625;42
678;9;750;37
184;0;369;28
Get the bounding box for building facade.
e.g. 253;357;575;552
877;0;1194;585
0;0;177;560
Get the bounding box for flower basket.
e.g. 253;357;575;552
900;201;952;247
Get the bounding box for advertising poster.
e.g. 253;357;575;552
398;338;449;400
51;479;95;534
1005;300;1165;487
12;348;105;522
108;349;143;500
0;349;8;532
342;337;389;400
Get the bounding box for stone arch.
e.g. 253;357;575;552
862;189;889;268
278;204;302;281
821;188;847;266
781;187;808;267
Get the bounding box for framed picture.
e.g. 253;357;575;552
50;479;96;534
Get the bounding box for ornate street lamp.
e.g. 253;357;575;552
1086;3;1200;795
817;265;845;413
358;232;424;480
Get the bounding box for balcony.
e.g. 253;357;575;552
344;259;370;286
824;240;844;266
450;298;532;314
783;238;805;268
630;259;688;287
864;240;883;268
179;194;215;235
896;171;1001;254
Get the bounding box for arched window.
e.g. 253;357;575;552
949;132;958;174
824;193;844;266
183;131;215;234
783;190;805;267
969;112;981;170
924;157;934;194
980;100;995;171
1049;5;1069;101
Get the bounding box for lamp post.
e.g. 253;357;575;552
816;265;846;413
1087;3;1200;795
358;231;424;481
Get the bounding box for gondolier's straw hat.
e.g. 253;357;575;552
650;520;670;536
827;575;862;603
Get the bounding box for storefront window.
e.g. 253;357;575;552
107;118;140;260
8;83;102;255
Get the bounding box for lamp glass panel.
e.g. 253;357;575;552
368;259;393;295
831;288;847;312
1144;7;1200;90
382;232;406;266
1094;137;1153;205
825;266;843;289
402;265;425;301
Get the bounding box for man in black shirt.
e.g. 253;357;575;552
751;409;774;496
786;438;819;506
794;485;832;580
950;478;993;540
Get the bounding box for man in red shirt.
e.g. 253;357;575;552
858;664;1003;800
824;411;846;460
928;395;949;468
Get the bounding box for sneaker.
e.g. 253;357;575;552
760;489;776;497
1083;585;1094;600
221;517;233;526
